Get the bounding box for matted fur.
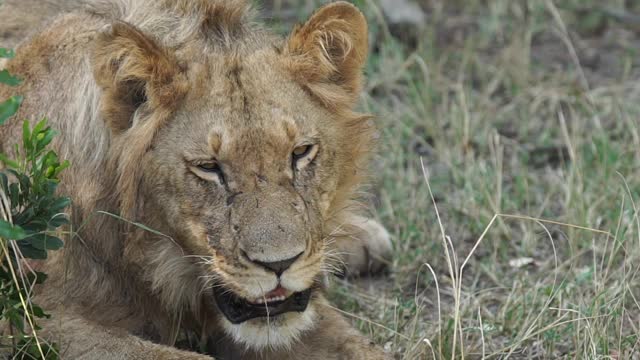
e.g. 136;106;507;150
0;1;392;359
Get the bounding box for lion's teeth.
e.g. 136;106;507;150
251;295;286;304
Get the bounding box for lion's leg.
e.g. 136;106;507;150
329;214;393;276
40;309;212;360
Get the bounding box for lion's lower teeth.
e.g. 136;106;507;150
252;295;286;304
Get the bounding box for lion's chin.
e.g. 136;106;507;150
220;302;318;351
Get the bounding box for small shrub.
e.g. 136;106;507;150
0;47;68;359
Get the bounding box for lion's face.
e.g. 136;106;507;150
146;53;336;347
93;1;370;350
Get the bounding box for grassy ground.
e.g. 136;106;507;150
269;0;640;358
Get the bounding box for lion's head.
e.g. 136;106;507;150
89;0;372;350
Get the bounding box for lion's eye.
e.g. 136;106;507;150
198;162;221;173
292;144;318;171
192;161;225;184
293;145;312;159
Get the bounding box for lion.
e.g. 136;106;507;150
0;0;393;358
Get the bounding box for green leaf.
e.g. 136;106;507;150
21;219;48;233
0;95;22;125
7;309;25;332
48;214;69;228
0;48;15;59
22;119;31;153
16;242;47;259
8;182;20;206
0;69;20;86
27;234;64;251
0;153;19;168
0;220;26;240
14;207;35;226
37;129;56;153
54;160;70;177
31;305;51;319
39;150;60;175
49;197;71;212
32;118;47;135
34;270;47;284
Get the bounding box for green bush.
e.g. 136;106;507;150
0;47;68;359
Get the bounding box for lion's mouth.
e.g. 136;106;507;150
214;285;312;324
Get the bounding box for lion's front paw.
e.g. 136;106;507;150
334;216;393;276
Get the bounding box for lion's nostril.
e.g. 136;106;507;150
251;252;303;276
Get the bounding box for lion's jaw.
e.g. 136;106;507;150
220;297;319;351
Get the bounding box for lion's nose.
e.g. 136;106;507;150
251;252;303;276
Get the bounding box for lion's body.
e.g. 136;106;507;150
0;1;392;359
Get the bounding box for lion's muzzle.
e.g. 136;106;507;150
212;186;323;324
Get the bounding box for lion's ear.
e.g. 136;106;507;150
93;22;187;133
285;1;368;109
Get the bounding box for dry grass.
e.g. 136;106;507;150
264;0;640;358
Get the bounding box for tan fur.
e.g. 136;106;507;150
0;1;391;359
285;2;368;109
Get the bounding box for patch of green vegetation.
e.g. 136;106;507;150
0;47;68;359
